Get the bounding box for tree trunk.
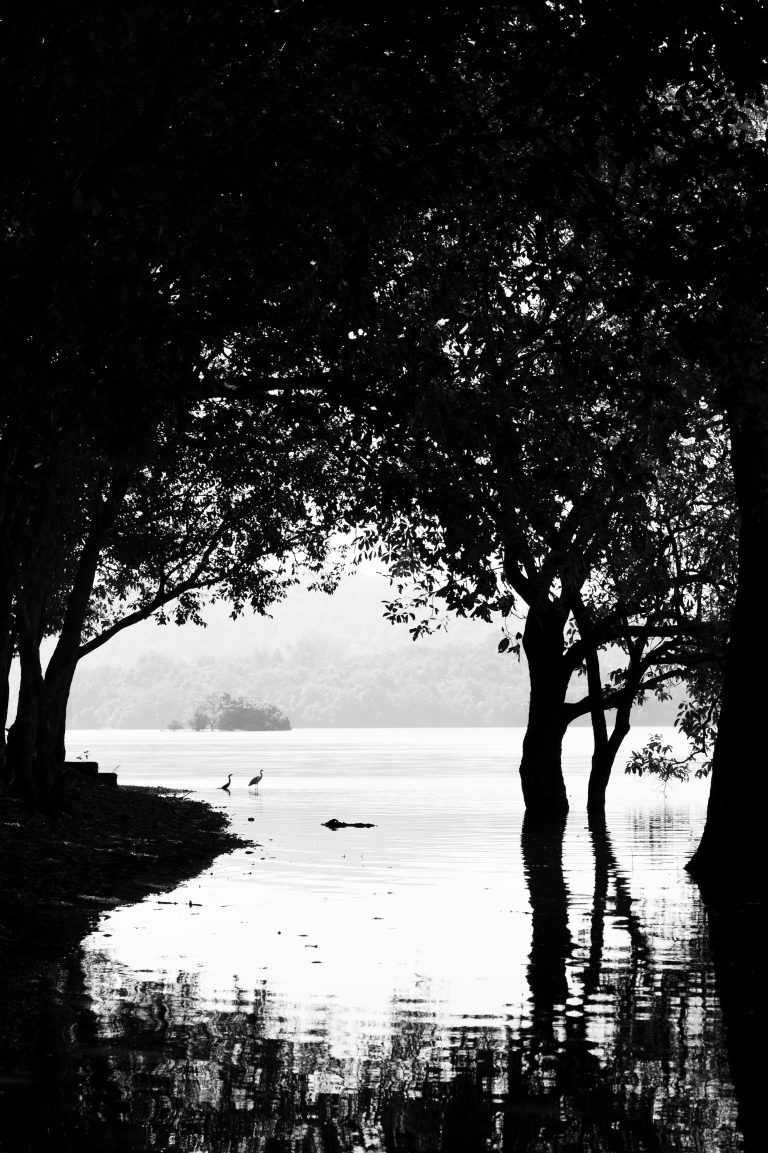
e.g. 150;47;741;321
587;713;632;812
6;693;61;809
519;606;570;817
583;642;612;812
6;495;119;807
583;631;647;812
5;576;54;806
7;472;129;808
587;680;639;812
0;558;14;783
39;675;74;785
7;635;82;808
687;394;768;877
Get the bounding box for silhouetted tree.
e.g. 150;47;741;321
1;2;493;804
358;345;733;815
336;4;766;861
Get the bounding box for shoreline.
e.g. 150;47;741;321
0;775;247;1078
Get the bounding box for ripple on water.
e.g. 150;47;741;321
52;728;747;1151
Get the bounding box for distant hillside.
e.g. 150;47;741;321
66;637;683;729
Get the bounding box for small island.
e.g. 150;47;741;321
174;693;291;732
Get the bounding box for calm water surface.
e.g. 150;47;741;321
8;728;760;1151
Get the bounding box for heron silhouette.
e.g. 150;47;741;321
248;770;264;788
219;773;232;791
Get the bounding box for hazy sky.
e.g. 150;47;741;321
82;563;503;668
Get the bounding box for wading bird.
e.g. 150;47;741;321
219;774;232;791
248;770;264;788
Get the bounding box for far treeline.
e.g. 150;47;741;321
2;2;768;880
67;642;681;731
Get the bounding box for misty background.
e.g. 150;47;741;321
47;567;682;730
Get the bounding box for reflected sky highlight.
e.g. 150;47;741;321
31;727;746;1150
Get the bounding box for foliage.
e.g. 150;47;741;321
0;0;506;797
79;398;354;654
63;639;682;731
323;5;750;804
625;732;710;788
216;697;291;732
625;657;723;782
348;227;736;778
189;710;213;733
187;692;289;732
3;1;767;829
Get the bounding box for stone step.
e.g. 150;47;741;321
65;760;99;777
64;761;118;787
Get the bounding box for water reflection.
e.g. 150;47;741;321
697;876;767;1153
2;819;755;1150
0;728;755;1151
511;814;738;1151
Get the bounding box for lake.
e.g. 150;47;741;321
13;727;760;1150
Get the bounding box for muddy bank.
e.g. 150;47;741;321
0;775;247;1085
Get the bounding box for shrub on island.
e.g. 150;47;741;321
217;699;291;732
187;694;291;731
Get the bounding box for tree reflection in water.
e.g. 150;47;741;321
695;869;767;1153
1;816;752;1152
511;813;737;1151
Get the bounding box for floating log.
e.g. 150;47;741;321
321;818;376;830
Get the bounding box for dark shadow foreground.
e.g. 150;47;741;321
0;776;245;1145
695;877;767;1152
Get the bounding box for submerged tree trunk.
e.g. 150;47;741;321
585;640;644;812
584;643;612;812
586;692;632;814
587;710;632;811
687;394;768;877
570;591;642;812
519;606;571;818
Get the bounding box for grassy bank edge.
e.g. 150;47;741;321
0;776;248;1083
0;776;248;948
